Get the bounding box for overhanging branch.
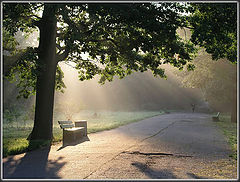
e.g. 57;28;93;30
88;38;118;47
56;48;70;62
56;44;65;54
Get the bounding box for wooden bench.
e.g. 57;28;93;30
212;112;220;122
74;120;87;136
58;120;87;146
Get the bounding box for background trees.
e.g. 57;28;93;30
172;49;237;115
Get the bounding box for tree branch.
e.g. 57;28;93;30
32;19;42;28
28;14;41;19
19;15;42;28
56;48;70;62
88;38;118;47
56;32;65;38
56;44;65;52
183;26;194;30
60;7;93;36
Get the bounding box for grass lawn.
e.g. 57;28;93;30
3;110;164;157
216;113;237;160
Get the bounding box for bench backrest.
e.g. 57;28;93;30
58;120;74;129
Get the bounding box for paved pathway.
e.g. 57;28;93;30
2;112;236;179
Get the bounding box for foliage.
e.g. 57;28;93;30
5;47;38;98
3;3;197;99
55;65;66;92
2;28;19;54
3;3;237;99
3;3;42;35
5;48;67;98
188;3;237;63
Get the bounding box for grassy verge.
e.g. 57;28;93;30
3;110;164;157
215;113;237;160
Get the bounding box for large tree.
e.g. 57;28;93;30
3;3;196;141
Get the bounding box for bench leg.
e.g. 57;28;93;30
63;130;66;146
63;130;75;146
212;117;219;122
63;129;85;146
75;121;87;136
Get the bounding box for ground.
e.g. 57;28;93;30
2;112;237;179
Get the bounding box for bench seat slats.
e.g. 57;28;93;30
58;120;73;125
60;124;75;129
58;120;87;146
64;127;85;131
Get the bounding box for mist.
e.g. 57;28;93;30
54;63;207;113
3;29;217;115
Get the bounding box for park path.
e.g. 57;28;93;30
2;112;237;179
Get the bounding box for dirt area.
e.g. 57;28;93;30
2;112;237;179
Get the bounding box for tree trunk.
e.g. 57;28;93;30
28;5;57;141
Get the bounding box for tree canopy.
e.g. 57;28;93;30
3;3;197;99
188;3;237;63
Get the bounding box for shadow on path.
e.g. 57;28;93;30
186;172;207;179
131;162;177;179
132;162;208;179
57;136;90;151
3;145;66;179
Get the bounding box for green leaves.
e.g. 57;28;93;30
187;63;195;71
55;65;66;93
55;3;197;84
2;29;19;53
3;3;42;35
5;47;38;99
3;2;207;98
188;3;237;63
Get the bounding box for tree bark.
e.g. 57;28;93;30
28;4;57;141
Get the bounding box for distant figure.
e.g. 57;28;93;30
191;104;196;113
93;112;97;118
